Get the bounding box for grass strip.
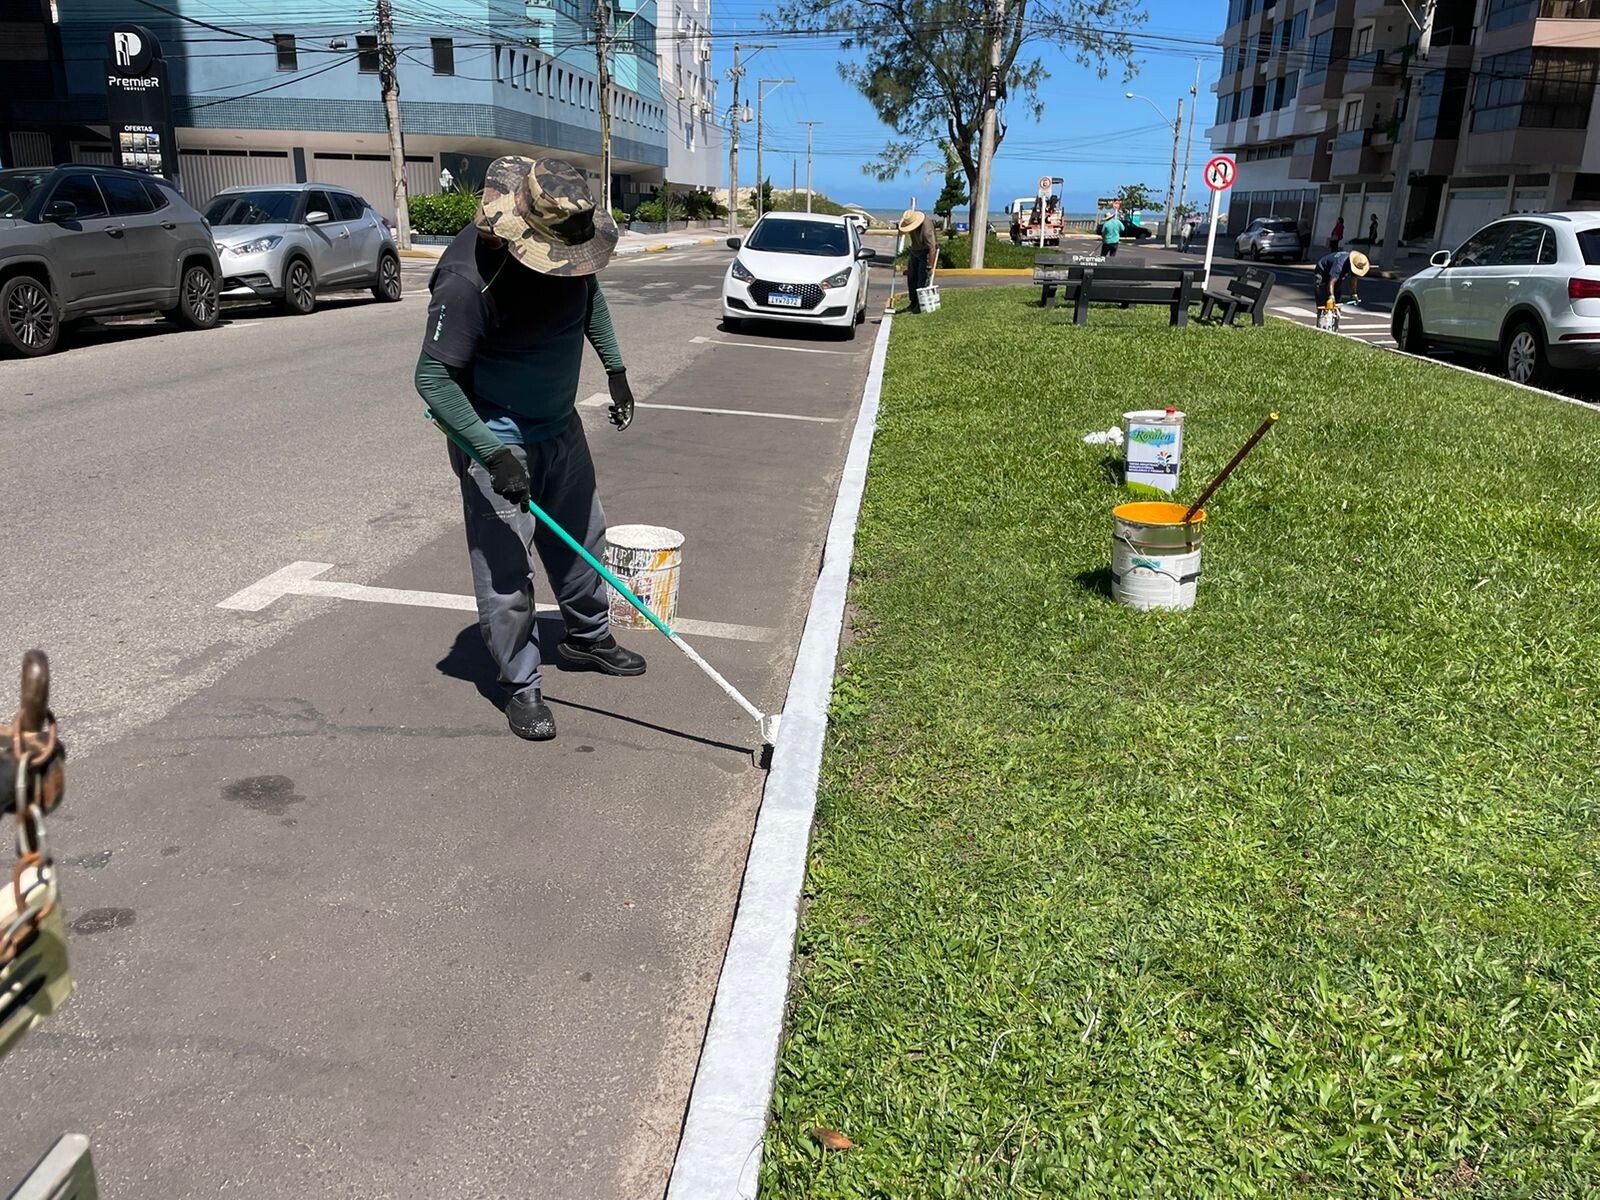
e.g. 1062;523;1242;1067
762;290;1600;1197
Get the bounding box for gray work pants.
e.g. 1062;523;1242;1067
449;412;609;695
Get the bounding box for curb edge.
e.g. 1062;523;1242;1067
664;314;894;1200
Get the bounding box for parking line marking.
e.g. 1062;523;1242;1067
578;393;839;424
689;335;851;356
217;562;775;642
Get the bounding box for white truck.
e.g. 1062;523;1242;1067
1007;193;1063;246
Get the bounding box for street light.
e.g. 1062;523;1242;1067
1126;91;1183;249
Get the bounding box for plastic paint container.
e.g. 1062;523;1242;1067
1110;501;1205;611
603;524;684;630
1123;408;1185;493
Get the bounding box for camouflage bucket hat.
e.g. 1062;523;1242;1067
474;156;618;277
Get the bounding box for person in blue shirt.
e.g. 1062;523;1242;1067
1314;248;1370;307
1100;212;1125;257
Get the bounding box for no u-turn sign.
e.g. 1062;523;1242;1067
1204;155;1236;191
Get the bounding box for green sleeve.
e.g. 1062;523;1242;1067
586;275;625;373
414;350;504;463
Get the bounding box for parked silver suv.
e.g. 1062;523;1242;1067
1392;211;1600;386
205;184;401;315
1234;216;1303;262
0;165;220;357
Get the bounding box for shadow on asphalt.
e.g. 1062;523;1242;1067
435;621;754;757
718;317;857;344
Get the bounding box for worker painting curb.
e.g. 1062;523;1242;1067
665;313;893;1200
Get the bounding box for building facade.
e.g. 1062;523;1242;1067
655;0;720;187
1207;0;1600;254
1;0;670;219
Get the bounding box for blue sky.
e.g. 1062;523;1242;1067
714;0;1228;214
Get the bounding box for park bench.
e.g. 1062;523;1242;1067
1196;266;1276;326
1032;260;1198;326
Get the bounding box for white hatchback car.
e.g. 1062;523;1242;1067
1392;211;1600;385
722;212;876;338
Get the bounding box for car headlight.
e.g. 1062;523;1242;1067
730;258;754;282
821;269;852;289
225;236;282;256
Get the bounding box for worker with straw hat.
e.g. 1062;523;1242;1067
1314;247;1371;308
413;156;645;742
897;207;938;313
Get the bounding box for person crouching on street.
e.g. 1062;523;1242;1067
898;208;937;313
1314;247;1370;308
413;156;644;741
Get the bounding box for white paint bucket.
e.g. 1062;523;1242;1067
603;524;684;630
1110;501;1205;611
1123;409;1184;493
915;285;941;312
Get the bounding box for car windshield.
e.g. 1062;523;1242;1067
1577;229;1600;265
205;190;300;225
745;219;850;257
0;170;49;218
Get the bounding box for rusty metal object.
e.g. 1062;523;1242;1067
4;649;65;816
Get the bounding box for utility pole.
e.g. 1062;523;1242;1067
800;120;821;212
1382;0;1438;263
376;0;411;249
756;78;792;221
594;0;612;213
1176;58;1200;229
725;41;770;235
791;158;796;210
1163;98;1182;249
969;0;1005;270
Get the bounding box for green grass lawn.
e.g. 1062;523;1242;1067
762;290;1600;1198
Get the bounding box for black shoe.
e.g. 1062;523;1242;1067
506;688;556;741
557;634;647;676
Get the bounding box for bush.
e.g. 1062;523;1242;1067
611;207;628;224
408;191;478;236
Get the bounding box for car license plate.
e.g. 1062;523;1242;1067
768;293;804;308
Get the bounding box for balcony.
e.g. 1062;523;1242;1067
1289;132;1335;182
1330;126;1394;177
1344;48;1404;90
1352;0;1404;16
1533;0;1600;47
1298;64;1348;107
1309;0;1355;33
1460;123;1587;170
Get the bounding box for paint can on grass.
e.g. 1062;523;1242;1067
1123;408;1184;493
603;524;684;630
1110;501;1205;611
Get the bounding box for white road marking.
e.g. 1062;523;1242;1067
218;561;775;642
578;393;839;423
1272;306;1315;317
686;283;717;292
689;335;851;356
642;281;675;289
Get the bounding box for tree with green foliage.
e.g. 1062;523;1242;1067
745;177;776;215
1115;182;1161;214
770;0;1143;204
932;143;968;220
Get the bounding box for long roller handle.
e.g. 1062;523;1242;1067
1184;412;1279;522
425;412;769;731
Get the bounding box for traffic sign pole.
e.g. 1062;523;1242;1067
1200;154;1235;290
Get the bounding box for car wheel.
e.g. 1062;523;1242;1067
0;275;60;357
279;259;317;315
372;251;403;302
1502;321;1547;387
165;262;220;330
839;318;858;342
1392;299;1428;353
855;299;867;325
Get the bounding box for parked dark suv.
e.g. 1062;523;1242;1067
0;164;221;357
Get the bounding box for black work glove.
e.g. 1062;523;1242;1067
607;369;635;432
483;446;530;507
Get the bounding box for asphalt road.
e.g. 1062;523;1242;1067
0;243;884;1196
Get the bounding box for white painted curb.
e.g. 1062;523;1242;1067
665;314;894;1200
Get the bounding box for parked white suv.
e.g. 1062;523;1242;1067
1391;211;1600;385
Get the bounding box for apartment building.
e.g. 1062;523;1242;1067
656;0;721;187
1;0;670;219
1207;0;1600;255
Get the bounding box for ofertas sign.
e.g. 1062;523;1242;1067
106;25;178;178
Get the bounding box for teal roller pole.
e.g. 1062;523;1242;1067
425;410;778;748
